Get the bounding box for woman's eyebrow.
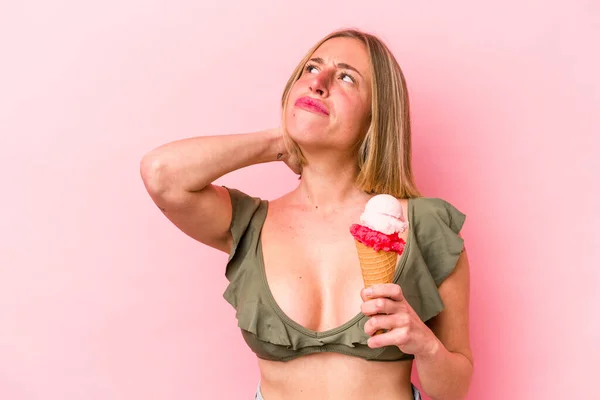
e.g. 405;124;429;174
309;57;363;78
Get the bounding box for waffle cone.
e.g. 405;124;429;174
354;239;398;336
354;240;398;287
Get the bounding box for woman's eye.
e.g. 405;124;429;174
306;65;318;74
341;73;354;83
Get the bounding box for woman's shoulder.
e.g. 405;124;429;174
221;186;267;238
411;195;463;212
410;196;466;235
400;196;467;320
221;186;265;203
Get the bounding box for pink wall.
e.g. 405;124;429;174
1;1;598;399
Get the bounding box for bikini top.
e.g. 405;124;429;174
221;186;466;362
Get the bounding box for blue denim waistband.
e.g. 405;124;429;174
254;382;421;399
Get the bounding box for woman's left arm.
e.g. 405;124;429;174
414;247;473;400
361;248;473;400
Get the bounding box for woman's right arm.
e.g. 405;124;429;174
139;129;292;254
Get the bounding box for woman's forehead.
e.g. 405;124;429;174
311;37;370;77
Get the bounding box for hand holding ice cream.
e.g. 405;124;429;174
350;194;408;335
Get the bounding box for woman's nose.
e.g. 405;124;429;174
309;72;330;97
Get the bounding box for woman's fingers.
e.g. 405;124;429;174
284;153;302;175
360;283;405;303
364;314;398;336
361;296;399;316
367;326;409;349
362;283;405;301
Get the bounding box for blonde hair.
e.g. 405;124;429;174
280;28;421;199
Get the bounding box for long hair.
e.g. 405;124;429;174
280;28;421;199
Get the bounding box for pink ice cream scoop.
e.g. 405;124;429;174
359;194;408;235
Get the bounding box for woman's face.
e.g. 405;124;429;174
284;37;372;157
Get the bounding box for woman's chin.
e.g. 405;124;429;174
286;118;330;140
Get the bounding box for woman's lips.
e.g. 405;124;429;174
294;96;329;116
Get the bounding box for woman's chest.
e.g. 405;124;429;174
260;210;366;332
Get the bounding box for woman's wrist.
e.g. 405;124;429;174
415;335;443;362
262;128;287;162
260;128;302;175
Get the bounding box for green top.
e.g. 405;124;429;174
222;186;466;362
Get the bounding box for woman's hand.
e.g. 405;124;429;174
266;127;302;176
360;283;441;357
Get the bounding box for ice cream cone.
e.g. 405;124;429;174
354;239;398;287
354;239;398;336
350;194;407;337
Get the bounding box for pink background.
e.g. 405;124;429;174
1;1;598;399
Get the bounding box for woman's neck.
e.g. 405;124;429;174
291;159;370;211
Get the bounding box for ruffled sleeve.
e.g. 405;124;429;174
401;197;466;322
415;197;466;286
221;186;263;284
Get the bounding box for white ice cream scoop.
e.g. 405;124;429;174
359;194;408;235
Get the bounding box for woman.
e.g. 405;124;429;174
140;28;473;400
